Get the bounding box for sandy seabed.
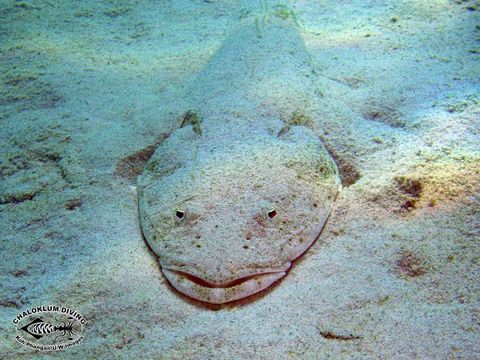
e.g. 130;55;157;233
1;1;479;359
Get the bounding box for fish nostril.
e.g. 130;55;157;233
176;210;185;219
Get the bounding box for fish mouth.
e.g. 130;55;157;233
161;265;289;304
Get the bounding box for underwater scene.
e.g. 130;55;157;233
1;0;479;358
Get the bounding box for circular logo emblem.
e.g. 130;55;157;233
13;305;86;352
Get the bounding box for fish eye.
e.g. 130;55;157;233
267;209;277;219
176;210;185;219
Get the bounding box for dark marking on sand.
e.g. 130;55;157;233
0;75;62;111
114;134;169;182
65;197;83;210
0;299;21;308
363;105;405;128
395;176;423;197
319;331;362;341
323;145;361;187
395;175;424;211
396;251;427;278
0;192;36;205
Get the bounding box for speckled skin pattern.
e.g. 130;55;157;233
138;16;341;304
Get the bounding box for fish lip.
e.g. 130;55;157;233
160;261;291;288
163;268;287;289
162;268;287;304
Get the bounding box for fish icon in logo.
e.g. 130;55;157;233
19;317;77;340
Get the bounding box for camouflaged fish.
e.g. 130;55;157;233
138;14;341;304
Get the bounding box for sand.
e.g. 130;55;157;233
0;0;479;358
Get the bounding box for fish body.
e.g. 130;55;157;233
138;15;341;304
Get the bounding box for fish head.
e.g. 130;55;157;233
138;125;340;304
